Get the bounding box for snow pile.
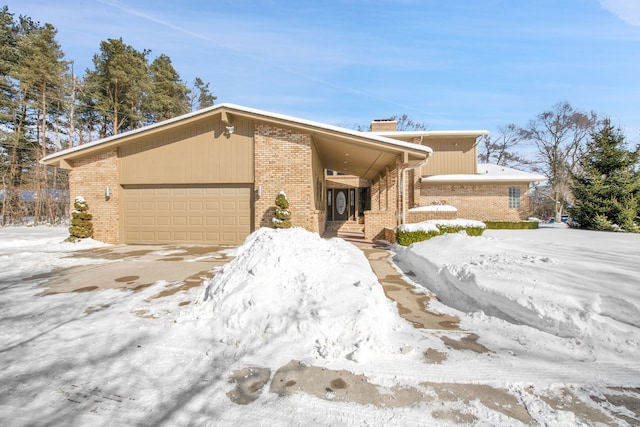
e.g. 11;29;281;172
187;227;404;364
394;229;640;359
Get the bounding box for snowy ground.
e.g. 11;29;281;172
0;225;639;426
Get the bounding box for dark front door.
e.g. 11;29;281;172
333;189;349;221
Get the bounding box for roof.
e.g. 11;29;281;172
41;104;433;180
371;130;490;140
421;163;547;184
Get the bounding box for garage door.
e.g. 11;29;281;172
122;186;251;244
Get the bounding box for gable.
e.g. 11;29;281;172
119;114;254;185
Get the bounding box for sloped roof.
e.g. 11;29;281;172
421;163;547;184
371;130;490;139
42;103;432;179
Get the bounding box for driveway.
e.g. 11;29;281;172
38;244;235;296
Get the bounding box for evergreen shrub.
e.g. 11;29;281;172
272;191;292;229
484;221;539;230
67;196;93;241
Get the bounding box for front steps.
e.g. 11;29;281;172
324;221;365;241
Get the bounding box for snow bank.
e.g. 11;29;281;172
186;228;404;365
394;230;640;359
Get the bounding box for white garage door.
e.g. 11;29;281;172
122;186;251;244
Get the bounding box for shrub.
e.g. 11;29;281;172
395;222;485;246
484;221;539;230
67;196;93;241
272;191;292;229
396;229;440;246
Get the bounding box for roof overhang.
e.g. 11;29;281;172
42;103;432;180
371;130;490;140
422;163;547;184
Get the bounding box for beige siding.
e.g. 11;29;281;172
121;185;252;244
421;137;477;176
119;116;254;184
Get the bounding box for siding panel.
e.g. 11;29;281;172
119;116;254;184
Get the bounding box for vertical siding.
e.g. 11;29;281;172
119;115;254;184
421;137;477;176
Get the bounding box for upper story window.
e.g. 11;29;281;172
509;187;521;208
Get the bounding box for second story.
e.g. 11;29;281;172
368;118;489;177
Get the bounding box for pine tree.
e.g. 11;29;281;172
68;196;93;241
146;54;190;122
272;191;291;229
569;120;640;232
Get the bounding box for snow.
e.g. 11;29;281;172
421;163;547;183
394;227;640;360
1;225;639;425
408;204;457;212
183;228;413;365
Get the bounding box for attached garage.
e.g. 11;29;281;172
41;103;431;245
122;186;252;244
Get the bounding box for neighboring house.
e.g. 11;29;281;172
42;104;544;245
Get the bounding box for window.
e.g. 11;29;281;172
509;187;521;208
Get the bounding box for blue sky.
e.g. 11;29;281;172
6;0;640;141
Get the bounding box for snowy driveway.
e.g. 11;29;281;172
37;243;235;296
1;226;640;426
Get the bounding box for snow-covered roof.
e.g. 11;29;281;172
421;163;547;184
372;130;490;138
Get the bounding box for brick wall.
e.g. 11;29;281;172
254;123;321;232
407;210;457;223
364;158;402;240
364;211;397;240
420;183;530;221
69;149;120;243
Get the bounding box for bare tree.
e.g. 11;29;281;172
391;114;428;131
478;123;528;168
519;101;599;221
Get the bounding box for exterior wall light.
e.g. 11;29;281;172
105;186;111;200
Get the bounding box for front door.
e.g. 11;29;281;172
333;189;349;221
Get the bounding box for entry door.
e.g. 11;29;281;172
333;189;349;221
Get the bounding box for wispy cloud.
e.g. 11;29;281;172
95;0;426;114
598;0;640;26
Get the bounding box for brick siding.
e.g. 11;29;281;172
68;149;120;243
364;158;402;240
254;123;322;233
419;183;531;221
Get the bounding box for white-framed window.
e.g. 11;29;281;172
509;187;521;208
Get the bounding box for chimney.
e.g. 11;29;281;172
370;118;397;132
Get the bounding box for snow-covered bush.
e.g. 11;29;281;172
395;219;485;246
67;196;93;241
272;191;292;229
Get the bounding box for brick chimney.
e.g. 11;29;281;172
370;118;397;132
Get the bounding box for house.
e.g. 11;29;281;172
42;104;545;245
